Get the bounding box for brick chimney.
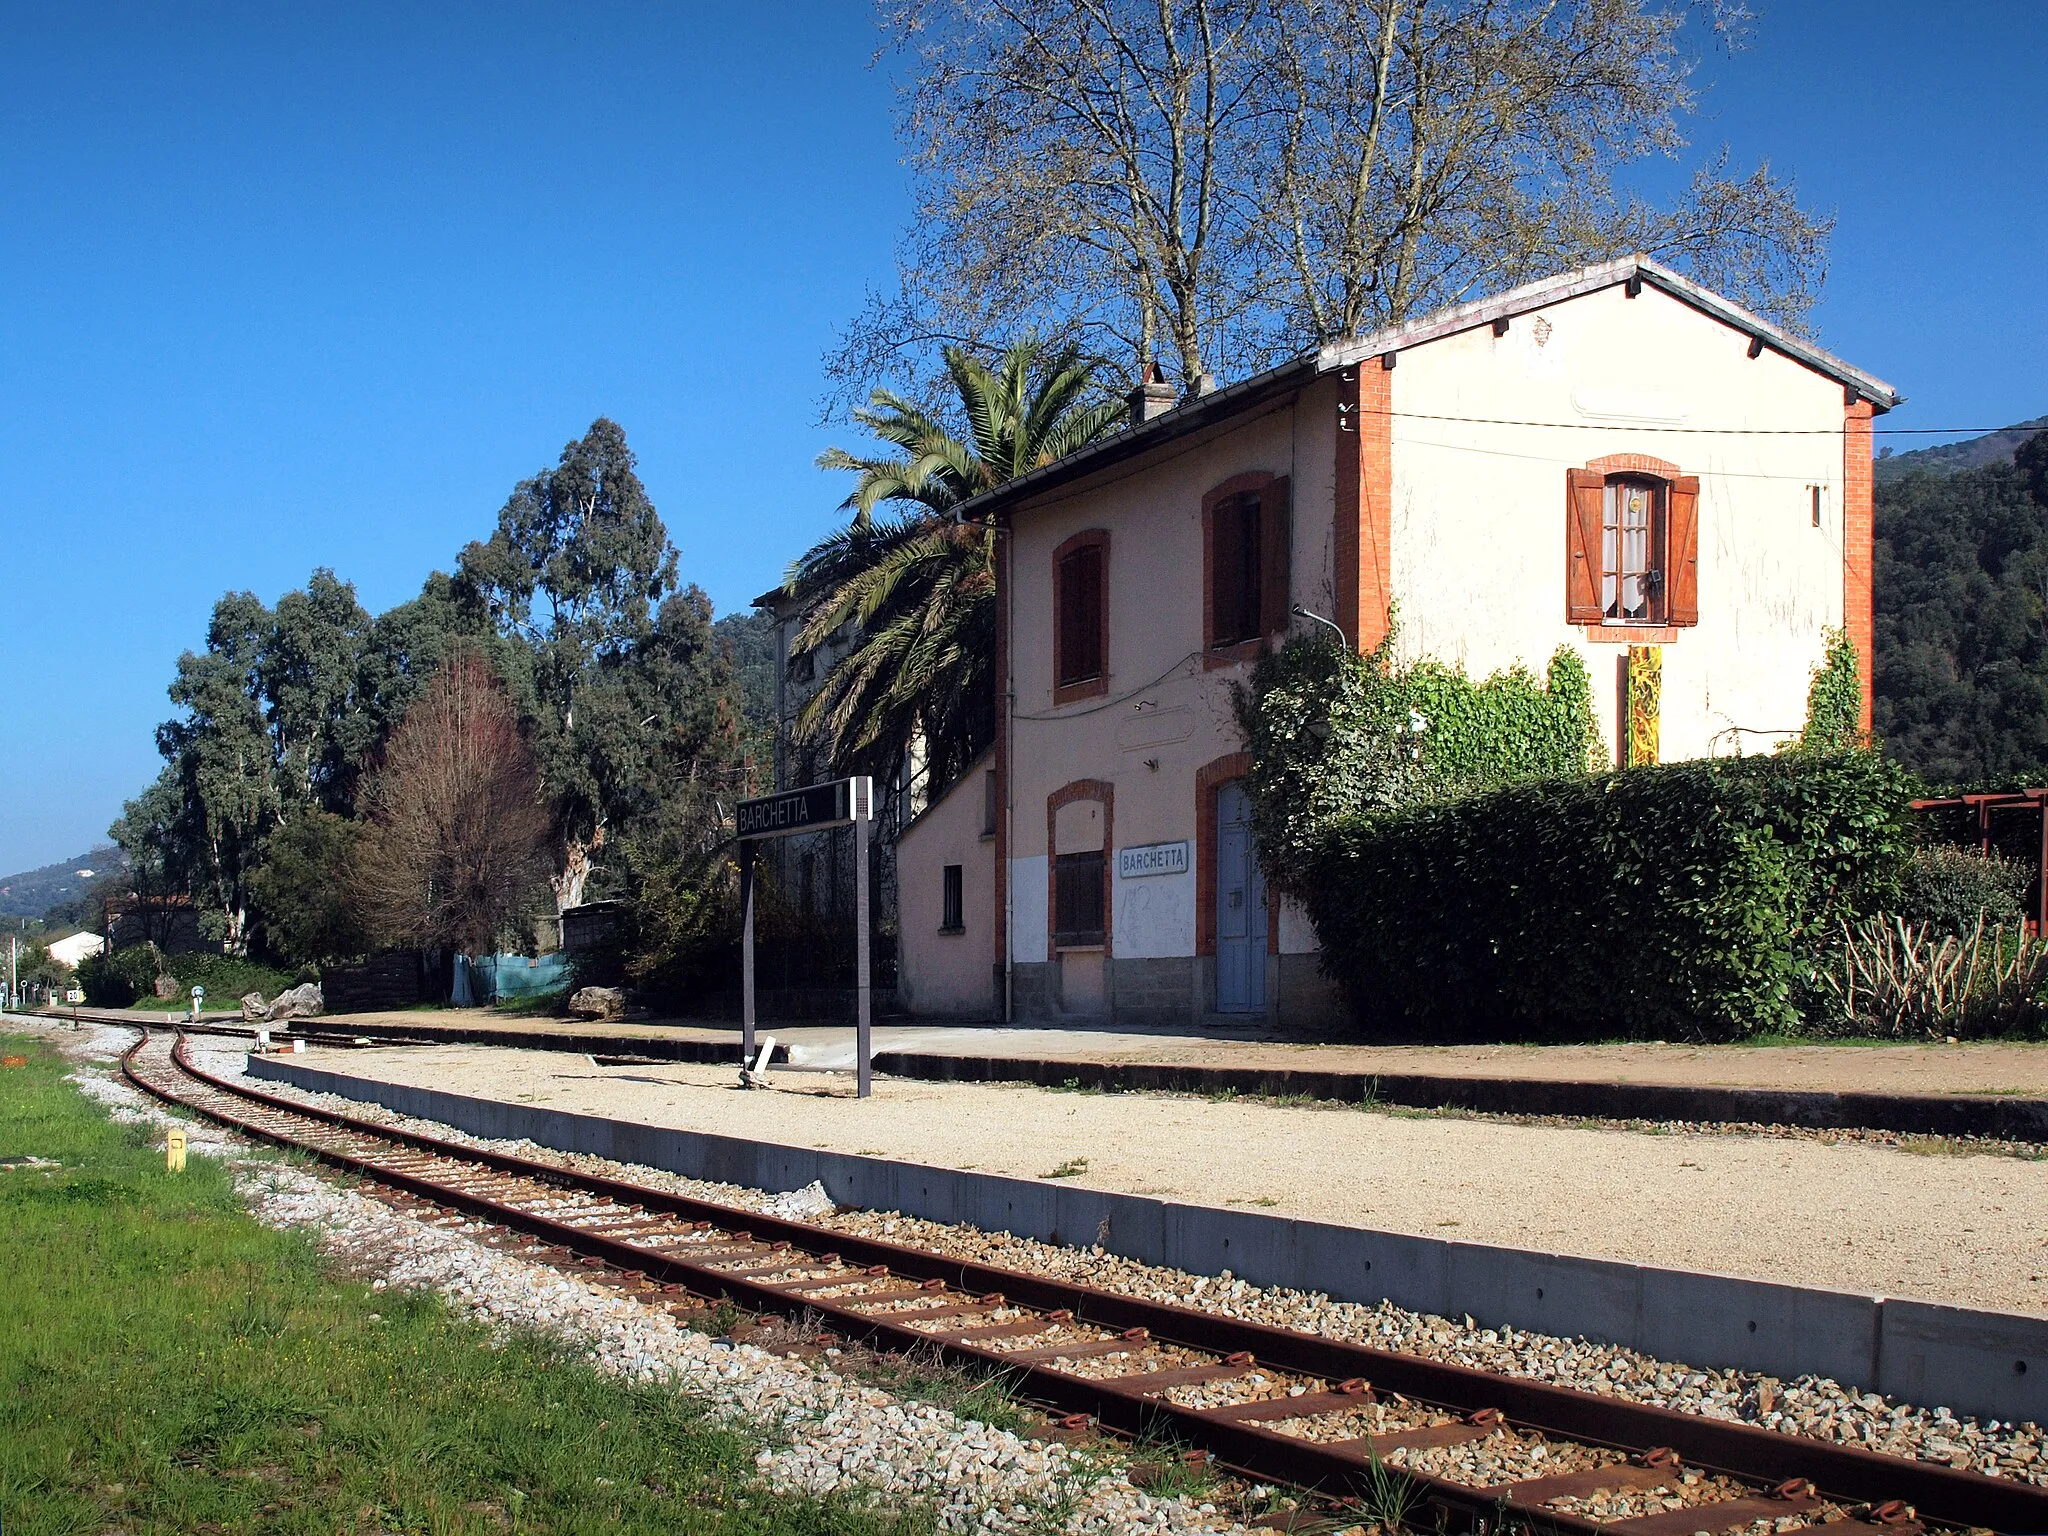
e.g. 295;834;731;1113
1126;361;1177;423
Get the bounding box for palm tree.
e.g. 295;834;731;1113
785;339;1127;792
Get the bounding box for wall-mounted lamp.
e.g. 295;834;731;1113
1291;603;1348;649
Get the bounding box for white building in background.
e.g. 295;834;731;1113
46;931;106;970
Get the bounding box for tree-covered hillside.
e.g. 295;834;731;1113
1874;415;2048;483
0;847;126;920
1875;426;2048;784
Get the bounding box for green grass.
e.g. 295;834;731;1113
0;1036;932;1536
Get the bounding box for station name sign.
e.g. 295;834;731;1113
736;777;870;840
1117;840;1190;879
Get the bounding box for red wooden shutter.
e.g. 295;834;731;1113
1056;550;1085;683
1259;475;1292;636
1565;469;1604;623
1667;475;1701;625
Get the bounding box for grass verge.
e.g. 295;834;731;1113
0;1034;931;1536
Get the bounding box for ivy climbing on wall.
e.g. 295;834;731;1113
1234;621;1601;895
1789;627;1864;754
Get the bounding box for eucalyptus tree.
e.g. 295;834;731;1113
154;591;280;952
788;337;1126;790
261;568;373;813
457;418;747;908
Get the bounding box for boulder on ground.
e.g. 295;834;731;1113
567;985;625;1020
239;991;268;1021
266;982;324;1021
153;975;181;1000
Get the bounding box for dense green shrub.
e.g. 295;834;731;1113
1895;844;2030;934
76;944;165;1007
250;809;366;964
1236;632;1599;892
75;950;133;1008
1298;751;1916;1040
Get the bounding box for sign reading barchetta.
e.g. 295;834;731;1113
1118;840;1190;879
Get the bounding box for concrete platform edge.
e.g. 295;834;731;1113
246;1053;2047;1424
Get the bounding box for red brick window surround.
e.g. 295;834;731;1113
1053;529;1110;704
1047;780;1113;953
1566;455;1700;639
1202;473;1292;669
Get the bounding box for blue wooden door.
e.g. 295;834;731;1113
1215;781;1267;1013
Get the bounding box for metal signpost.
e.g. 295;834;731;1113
734;777;875;1097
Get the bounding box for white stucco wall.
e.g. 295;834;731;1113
1115;867;1196;958
1010;855;1049;964
1387;283;1848;763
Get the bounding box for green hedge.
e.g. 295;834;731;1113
1299;750;1915;1040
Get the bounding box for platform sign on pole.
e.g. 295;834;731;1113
734;776;874;1097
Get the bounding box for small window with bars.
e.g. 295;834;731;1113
940;865;964;933
1052;850;1106;947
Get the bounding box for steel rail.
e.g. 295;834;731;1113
120;1026;2048;1535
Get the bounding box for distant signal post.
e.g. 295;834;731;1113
735;777;875;1097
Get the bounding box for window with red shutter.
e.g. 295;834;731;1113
1204;472;1284;663
1667;476;1701;625
1565;470;1605;623
1603;476;1667;623
1566;466;1701;630
1052;850;1106;946
1054;534;1107;696
1211;493;1261;647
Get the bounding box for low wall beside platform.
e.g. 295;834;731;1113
248;1054;2047;1426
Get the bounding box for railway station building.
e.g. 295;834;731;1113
892;255;1900;1029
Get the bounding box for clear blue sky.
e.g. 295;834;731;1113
3;1;2044;875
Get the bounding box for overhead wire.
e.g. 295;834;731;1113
1360;408;2026;437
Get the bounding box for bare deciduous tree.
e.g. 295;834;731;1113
352;649;554;956
831;0;1829;406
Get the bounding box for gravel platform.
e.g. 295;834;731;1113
274;1010;2048;1098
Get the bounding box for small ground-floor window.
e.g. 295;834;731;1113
940;864;964;933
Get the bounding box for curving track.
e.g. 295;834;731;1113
122;1025;2046;1536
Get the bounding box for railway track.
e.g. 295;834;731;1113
121;1026;2046;1536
